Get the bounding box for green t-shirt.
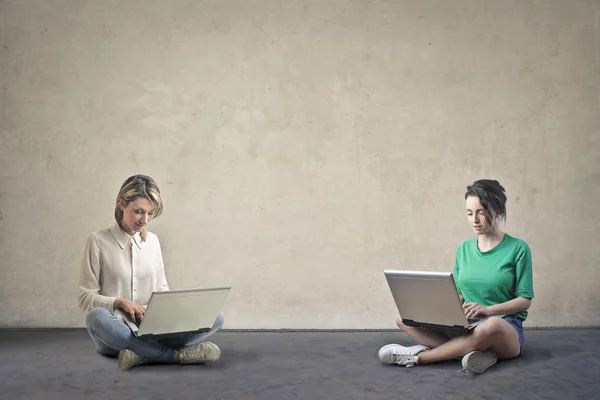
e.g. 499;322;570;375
453;233;534;321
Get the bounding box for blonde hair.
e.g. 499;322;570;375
114;175;163;241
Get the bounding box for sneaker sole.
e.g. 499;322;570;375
378;344;401;364
118;351;134;371
463;351;498;373
199;342;221;363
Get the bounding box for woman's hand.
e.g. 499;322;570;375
114;298;146;321
463;302;492;319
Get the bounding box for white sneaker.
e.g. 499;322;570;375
461;350;498;373
118;349;148;371
180;341;221;365
378;344;429;367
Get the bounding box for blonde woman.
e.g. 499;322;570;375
79;175;223;371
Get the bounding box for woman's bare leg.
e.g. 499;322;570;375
395;317;450;349
417;317;521;364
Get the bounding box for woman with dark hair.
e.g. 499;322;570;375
378;179;533;373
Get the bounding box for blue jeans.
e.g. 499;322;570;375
85;307;224;363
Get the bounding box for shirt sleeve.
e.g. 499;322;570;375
78;234;118;312
453;245;461;295
515;242;534;299
155;237;170;292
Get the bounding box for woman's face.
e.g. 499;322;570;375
120;197;156;235
466;195;497;235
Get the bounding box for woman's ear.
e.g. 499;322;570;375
118;199;126;211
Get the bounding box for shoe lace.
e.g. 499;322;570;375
391;353;416;367
183;344;206;361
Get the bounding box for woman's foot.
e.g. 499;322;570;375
461;350;498;373
378;344;429;367
118;349;148;371
180;342;221;364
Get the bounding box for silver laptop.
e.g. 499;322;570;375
384;270;485;332
118;286;231;337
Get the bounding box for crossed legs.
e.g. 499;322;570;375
395;316;521;363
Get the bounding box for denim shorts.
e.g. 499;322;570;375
503;315;524;348
441;315;524;350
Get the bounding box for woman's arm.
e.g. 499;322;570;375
78;234;118;312
487;297;532;316
155;236;170;291
464;296;532;318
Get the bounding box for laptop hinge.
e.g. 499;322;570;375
139;327;210;338
402;319;469;332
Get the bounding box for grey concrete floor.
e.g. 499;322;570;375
0;329;598;400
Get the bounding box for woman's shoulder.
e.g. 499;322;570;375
87;224;132;245
455;238;477;253
87;226;113;241
144;230;161;244
503;233;529;246
503;234;531;252
82;227;115;251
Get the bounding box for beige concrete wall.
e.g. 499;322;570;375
1;0;598;329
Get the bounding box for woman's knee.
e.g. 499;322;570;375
472;317;504;343
86;308;133;349
85;308;126;339
85;307;111;329
395;316;408;331
214;312;225;330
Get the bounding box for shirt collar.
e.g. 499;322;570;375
110;223;142;249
